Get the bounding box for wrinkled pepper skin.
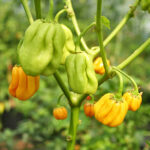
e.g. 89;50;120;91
9;66;40;100
61;25;75;64
53;107;68;120
94;93;128;127
84;103;95;117
93;57;110;75
18;20;65;76
123;92;142;111
65;52;98;94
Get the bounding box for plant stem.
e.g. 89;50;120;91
67;106;80;150
49;0;54;21
118;38;150;69
113;66;139;93
65;0;89;51
53;71;71;104
76;22;95;48
34;0;41;19
55;9;67;22
20;0;34;24
114;70;123;98
103;0;140;47
96;0;110;75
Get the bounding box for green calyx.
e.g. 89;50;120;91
18;19;65;76
65;50;98;94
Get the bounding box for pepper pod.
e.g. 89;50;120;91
65;51;98;94
53;107;68;120
93;57;110;75
84;103;95;117
18;19;66;76
94;93;128;127
123;92;142;111
9;66;40;100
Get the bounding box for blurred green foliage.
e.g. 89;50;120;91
0;0;150;150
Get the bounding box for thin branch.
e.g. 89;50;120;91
65;0;89;51
34;0;41;19
96;0;110;75
20;0;34;24
103;0;140;47
53;71;71;105
55;9;67;22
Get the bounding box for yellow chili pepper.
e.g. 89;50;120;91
9;66;40;101
123;92;142;111
94;93;128;127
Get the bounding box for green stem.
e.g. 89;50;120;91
53;71;71;104
114;70;123;98
55;9;67;22
65;0;89;51
49;0;54;21
113;67;139;93
34;0;41;19
57;93;64;106
118;38;150;69
96;0;110;75
76;22;95;48
20;0;34;24
92;0;140;58
99;38;150;86
103;0;140;47
67;106;80;150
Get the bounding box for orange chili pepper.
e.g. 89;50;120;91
93;57;110;75
53;107;68;120
123;92;142;111
84;103;95;117
9;66;40;101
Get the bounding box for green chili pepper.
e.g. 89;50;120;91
18;20;65;76
65;51;98;94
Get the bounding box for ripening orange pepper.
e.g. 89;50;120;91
123;92;142;111
53;107;68;120
94;93;128;127
93;57;110;75
9;66;40;101
84;103;95;117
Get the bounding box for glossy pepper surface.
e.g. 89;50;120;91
53;107;68;120
93;57;110;75
84;103;95;117
123;92;142;111
18;20;65;76
94;93;128;127
65;51;98;94
9;66;40;100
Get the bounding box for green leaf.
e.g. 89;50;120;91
101;16;111;29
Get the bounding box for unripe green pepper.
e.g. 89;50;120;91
61;25;75;64
65;50;98;94
18;20;65;76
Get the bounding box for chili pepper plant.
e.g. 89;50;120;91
8;0;150;149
